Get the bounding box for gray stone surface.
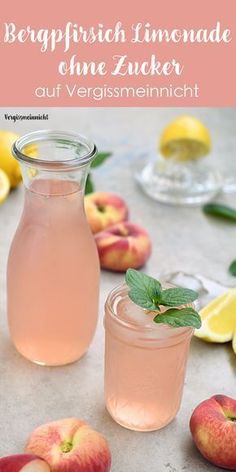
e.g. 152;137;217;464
0;108;235;471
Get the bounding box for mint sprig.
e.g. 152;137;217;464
125;269;201;329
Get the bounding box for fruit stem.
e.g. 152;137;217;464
97;205;106;213
61;440;73;453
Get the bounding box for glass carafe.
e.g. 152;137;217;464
7;130;100;366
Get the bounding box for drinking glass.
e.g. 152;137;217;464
104;284;193;431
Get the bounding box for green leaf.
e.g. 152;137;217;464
125;269;161;311
126;269;161;295
203;203;236;222
159;287;198;307
125;269;201;329
154;307;202;329
85;174;94;194
91;152;112;168
128;289;160;311
229;260;236;276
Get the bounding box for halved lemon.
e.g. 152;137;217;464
0;130;22;188
195;288;236;354
160;115;212;161
0;168;10;203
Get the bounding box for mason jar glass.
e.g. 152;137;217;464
104;284;193;431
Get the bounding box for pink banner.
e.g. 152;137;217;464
0;0;235;106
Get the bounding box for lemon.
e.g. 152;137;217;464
0;130;22;188
195;288;236;354
0;168;10;203
159;115;212;161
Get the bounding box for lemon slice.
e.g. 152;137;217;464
232;332;236;353
195;288;236;353
160;115;211;161
0;168;10;203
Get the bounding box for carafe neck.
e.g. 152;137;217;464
12;130;97;195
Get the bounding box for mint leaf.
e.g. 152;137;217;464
128;289;159;311
85;174;94;194
229;260;236;276
154;307;201;329
91;152;112;168
125;269;200;329
126;269;161;295
203;203;236;222
159;288;198;307
125;269;161;311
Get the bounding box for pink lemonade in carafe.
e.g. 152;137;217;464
104;285;193;431
7;131;100;366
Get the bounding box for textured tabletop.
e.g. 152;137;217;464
0;107;235;471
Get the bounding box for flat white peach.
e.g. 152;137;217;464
95;221;152;272
25;417;111;472
0;454;50;472
85;191;129;234
190;394;236;470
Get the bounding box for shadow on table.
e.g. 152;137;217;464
225;343;236;369
191;335;235;372
181;435;227;472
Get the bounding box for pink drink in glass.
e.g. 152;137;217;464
7;131;100;366
104;284;193;431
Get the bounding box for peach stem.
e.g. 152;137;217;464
60;440;73;453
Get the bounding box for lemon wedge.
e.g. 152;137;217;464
195;288;236;354
0;168;10;203
160;115;211;161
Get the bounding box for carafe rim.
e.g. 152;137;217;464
12;129;97;170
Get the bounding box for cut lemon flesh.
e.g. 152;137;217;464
232;333;236;353
0;168;10;203
160;115;211;161
195;288;236;353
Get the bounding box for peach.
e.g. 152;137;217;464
190;395;236;470
0;454;50;471
95;221;152;272
85;191;129;234
25;417;111;472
